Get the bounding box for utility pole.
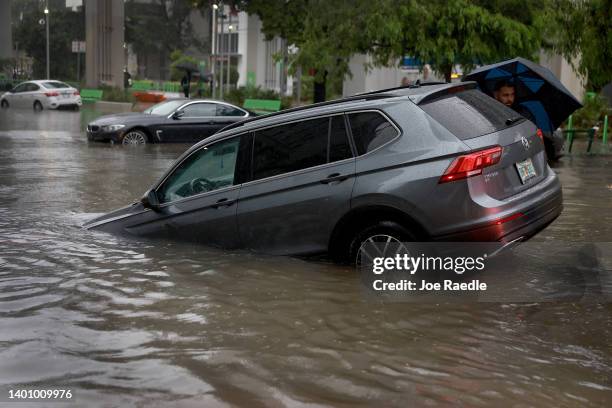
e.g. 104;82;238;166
76;43;81;83
44;1;49;79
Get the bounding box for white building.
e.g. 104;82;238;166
232;11;292;95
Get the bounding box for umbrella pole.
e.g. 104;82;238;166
587;127;595;153
567;115;574;153
603;115;608;146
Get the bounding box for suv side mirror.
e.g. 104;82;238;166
141;189;160;211
172;110;184;120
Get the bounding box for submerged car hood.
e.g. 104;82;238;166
89;112;162;126
83;201;144;230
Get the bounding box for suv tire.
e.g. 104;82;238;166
348;221;415;265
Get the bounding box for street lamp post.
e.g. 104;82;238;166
44;2;49;79
227;21;232;92
211;3;218;99
219;3;224;100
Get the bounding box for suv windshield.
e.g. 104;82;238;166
419;89;525;140
144;100;186;116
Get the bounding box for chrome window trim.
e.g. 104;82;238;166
344;109;402;158
153;109;399;203
158;183;240;208
166;100;249;119
240;109;399;185
239;156;355;189
245;111;345;134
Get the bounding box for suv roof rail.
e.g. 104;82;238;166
414;82;478;105
355;81;449;95
219;93;395;133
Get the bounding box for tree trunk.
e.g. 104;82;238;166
444;67;452;83
313;71;327;103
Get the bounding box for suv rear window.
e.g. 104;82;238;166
419;89;523;140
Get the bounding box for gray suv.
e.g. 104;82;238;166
85;82;563;262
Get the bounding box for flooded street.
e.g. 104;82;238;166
1;108;611;407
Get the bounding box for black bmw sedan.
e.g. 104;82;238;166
86;99;255;144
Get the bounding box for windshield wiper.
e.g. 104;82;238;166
505;116;523;126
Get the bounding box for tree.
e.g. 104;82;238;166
237;0;549;101
367;0;547;82
547;0;612;92
237;0;361;102
12;0;84;80
125;0;206;65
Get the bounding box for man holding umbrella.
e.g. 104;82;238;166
181;73;191;98
464;57;583;160
493;79;536;123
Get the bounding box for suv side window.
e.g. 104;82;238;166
157;136;240;203
348;112;398;155
252;118;328;181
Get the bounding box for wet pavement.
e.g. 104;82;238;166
0;108;611;407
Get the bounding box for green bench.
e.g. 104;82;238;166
131;80;155;91
243;99;282;114
81;89;103;103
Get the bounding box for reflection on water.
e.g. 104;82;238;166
0;109;611;407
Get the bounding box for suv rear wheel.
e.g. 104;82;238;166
348;221;415;265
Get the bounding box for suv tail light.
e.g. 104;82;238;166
439;146;503;183
536;128;544;143
45;92;59;97
73;90;80;96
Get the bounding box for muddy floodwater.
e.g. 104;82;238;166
1;108;611;407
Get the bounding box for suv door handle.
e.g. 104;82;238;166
211;198;235;208
320;173;349;184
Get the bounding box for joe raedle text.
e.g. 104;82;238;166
369;253;489;294
372;279;487;292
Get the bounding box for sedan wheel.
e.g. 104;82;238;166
33;101;43;111
0;100;8;109
122;130;147;145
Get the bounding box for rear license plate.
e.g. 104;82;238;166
516;158;536;184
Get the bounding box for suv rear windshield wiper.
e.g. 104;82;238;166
505;117;524;126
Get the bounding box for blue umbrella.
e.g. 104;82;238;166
463;57;582;131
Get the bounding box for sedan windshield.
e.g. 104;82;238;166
143;100;186;116
43;81;71;89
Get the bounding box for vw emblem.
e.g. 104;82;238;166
521;136;530;150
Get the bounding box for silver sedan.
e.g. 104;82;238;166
0;80;82;111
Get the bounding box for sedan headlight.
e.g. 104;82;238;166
101;124;126;132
